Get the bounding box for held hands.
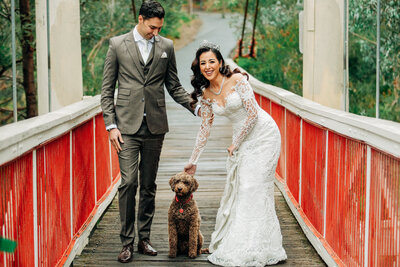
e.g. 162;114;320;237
109;128;124;153
184;163;197;175
227;144;236;156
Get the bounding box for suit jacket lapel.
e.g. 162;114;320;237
124;30;145;81
145;35;162;83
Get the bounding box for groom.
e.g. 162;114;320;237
100;0;196;263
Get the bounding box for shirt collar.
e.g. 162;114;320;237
133;26;154;43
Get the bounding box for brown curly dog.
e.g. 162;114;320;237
168;172;208;258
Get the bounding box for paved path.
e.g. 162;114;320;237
74;12;326;266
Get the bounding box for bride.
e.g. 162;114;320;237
184;40;287;266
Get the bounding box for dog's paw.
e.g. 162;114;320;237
200;248;210;254
168;252;177;258
188;252;197;259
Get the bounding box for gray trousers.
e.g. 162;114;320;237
118;118;165;246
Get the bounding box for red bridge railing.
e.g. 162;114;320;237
229;58;400;267
0;96;120;266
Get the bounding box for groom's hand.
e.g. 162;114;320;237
109;128;124;153
184;163;197;175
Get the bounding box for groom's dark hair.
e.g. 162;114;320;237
139;1;165;20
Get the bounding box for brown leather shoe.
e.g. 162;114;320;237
118;244;133;263
137;239;157;256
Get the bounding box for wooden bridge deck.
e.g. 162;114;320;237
73;98;326;266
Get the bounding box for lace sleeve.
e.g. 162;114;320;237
232;78;258;148
189;99;214;164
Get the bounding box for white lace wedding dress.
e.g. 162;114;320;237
189;78;287;266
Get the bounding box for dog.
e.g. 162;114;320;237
168;171;208;258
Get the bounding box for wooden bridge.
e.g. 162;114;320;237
73;98;326;266
1;66;399;266
1;12;400;267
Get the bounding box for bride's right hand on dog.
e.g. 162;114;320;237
184;163;196;175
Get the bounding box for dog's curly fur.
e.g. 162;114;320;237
168;172;208;258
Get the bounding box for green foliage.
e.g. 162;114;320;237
0;237;17;253
235;0;303;95
0;0;194;125
233;0;399;122
81;0;192;96
202;0;243;12
80;0;137;96
159;0;191;39
0;31;12;68
348;0;399;122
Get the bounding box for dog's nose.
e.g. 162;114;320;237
177;187;182;192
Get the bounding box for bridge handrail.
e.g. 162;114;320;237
0;95;102;166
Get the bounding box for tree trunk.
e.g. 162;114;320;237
19;0;37;118
131;0;137;22
249;0;260;58
187;0;193;15
239;0;249;57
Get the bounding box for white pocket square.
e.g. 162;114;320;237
161;52;168;58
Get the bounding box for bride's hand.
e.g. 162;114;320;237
184;163;197;175
227;144;236;156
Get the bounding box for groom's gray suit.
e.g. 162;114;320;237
101;30;194;246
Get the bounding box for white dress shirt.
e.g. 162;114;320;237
133;26;154;63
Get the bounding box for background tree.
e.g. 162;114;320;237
0;0;195;125
234;0;303;96
230;0;398;122
80;0;194;96
19;0;36;118
0;0;36;125
349;0;399;122
131;0;137;22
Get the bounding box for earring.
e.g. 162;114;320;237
219;67;223;72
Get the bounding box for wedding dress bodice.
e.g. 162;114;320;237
189;78;264;165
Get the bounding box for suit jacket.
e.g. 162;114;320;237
101;30;194;135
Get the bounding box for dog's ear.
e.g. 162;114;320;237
169;175;176;191
191;177;199;192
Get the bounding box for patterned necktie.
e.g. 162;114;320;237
142;39;149;63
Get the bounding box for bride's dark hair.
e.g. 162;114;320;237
190;42;248;108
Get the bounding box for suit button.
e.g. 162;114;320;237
141;98;145;102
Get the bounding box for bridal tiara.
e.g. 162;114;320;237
198;40;220;52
